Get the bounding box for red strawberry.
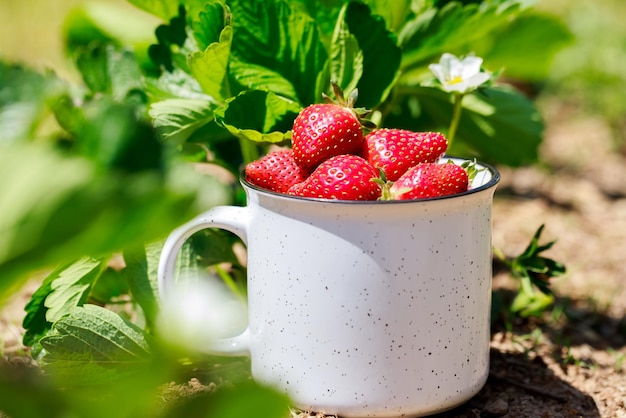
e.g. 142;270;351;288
288;155;381;201
292;103;365;170
388;162;468;200
363;129;448;181
245;149;309;193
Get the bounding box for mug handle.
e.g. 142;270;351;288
157;205;251;356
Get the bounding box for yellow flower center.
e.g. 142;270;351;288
448;75;464;85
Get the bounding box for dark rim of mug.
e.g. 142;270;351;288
240;157;501;205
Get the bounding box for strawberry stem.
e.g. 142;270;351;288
323;81;378;131
459;158;486;184
372;167;394;201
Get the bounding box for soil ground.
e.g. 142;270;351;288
1;98;625;417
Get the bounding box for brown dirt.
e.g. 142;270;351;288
2;99;626;417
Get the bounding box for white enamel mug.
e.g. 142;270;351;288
158;158;500;418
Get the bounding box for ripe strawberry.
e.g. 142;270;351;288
288;155;381;201
388;162;468;200
245;149;309;193
292;103;365;170
363;129;448;181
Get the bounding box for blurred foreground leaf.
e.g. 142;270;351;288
0;143;227;300
163;380;290;418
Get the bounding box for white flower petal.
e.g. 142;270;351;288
460;56;483;78
447;57;465;79
428;63;447;84
466;72;491;88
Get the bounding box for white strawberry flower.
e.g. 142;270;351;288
429;53;491;94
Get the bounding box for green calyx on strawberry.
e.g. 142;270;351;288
288;154;381;201
245;149;310;193
363;129;448;181
382;161;470;200
291;83;374;170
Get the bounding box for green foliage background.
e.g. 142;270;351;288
1;0;614;416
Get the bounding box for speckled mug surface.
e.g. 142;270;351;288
158;158;500;418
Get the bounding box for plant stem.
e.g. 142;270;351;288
214;264;246;302
448;92;463;149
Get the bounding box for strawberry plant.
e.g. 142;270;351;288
0;0;572;416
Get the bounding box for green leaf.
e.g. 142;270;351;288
22;272;56;347
510;284;554;317
0;143;226;300
400;85;543;166
0;363;70;418
148;6;188;72
342;1;402;108
78;100;163;173
127;0;179;21
400;1;530;70
191;229;240;267
229;0;328;105
229;59;299;101
163;380;290;418
44;257;107;323
123;242;163;326
90;265;130;303
189;25;233;102
0;62;59;144
63;2;159;55
22;257;106;348
329;3;364;96
363;0;414;33
476;13;574;81
74;43;145;101
191;1;229;51
215;89;300;143
0;144;93;297
145;67;208;100
149;98;217;144
174;239;204;284
40;305;152;386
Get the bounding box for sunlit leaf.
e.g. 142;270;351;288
44;257;107;323
189;26;233;102
123;242;163;326
389;85;542;166
476;12;574;81
149;98;217;144
127;0;179;21
229;0;328;105
215;89;300;143
40;305;152;385
342;1;402;108
229;59;299;102
329;4;363;95
400;1;530;70
191;1;229;50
